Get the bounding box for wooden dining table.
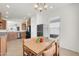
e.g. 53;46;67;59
23;38;55;56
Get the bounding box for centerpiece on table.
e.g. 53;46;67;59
36;37;44;43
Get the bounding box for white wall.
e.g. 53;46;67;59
31;16;37;37
36;13;43;25
49;4;79;52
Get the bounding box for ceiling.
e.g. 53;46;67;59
0;3;71;20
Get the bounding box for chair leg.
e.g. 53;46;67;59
54;42;59;56
57;44;60;56
42;53;44;56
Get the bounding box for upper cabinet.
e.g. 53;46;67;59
22;22;26;30
21;18;31;30
27;18;31;26
0;13;6;30
0;19;6;30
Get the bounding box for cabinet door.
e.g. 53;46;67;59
7;32;17;41
1;35;7;56
22;23;26;30
21;32;26;39
0;20;6;29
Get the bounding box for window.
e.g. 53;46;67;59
49;22;60;35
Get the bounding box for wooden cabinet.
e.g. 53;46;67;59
21;19;31;39
0;19;6;29
7;32;18;41
27;19;31;26
21;32;26;39
0;35;7;56
22;23;26;30
21;19;31;30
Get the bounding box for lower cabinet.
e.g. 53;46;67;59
21;32;26;39
0;35;7;56
7;32;18;41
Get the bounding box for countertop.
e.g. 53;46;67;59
0;30;26;32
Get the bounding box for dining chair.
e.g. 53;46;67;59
42;42;56;56
23;45;34;56
42;39;59;56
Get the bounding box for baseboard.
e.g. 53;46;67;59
60;47;79;54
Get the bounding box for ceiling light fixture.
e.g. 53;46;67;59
34;3;48;12
50;6;53;8
6;4;10;8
